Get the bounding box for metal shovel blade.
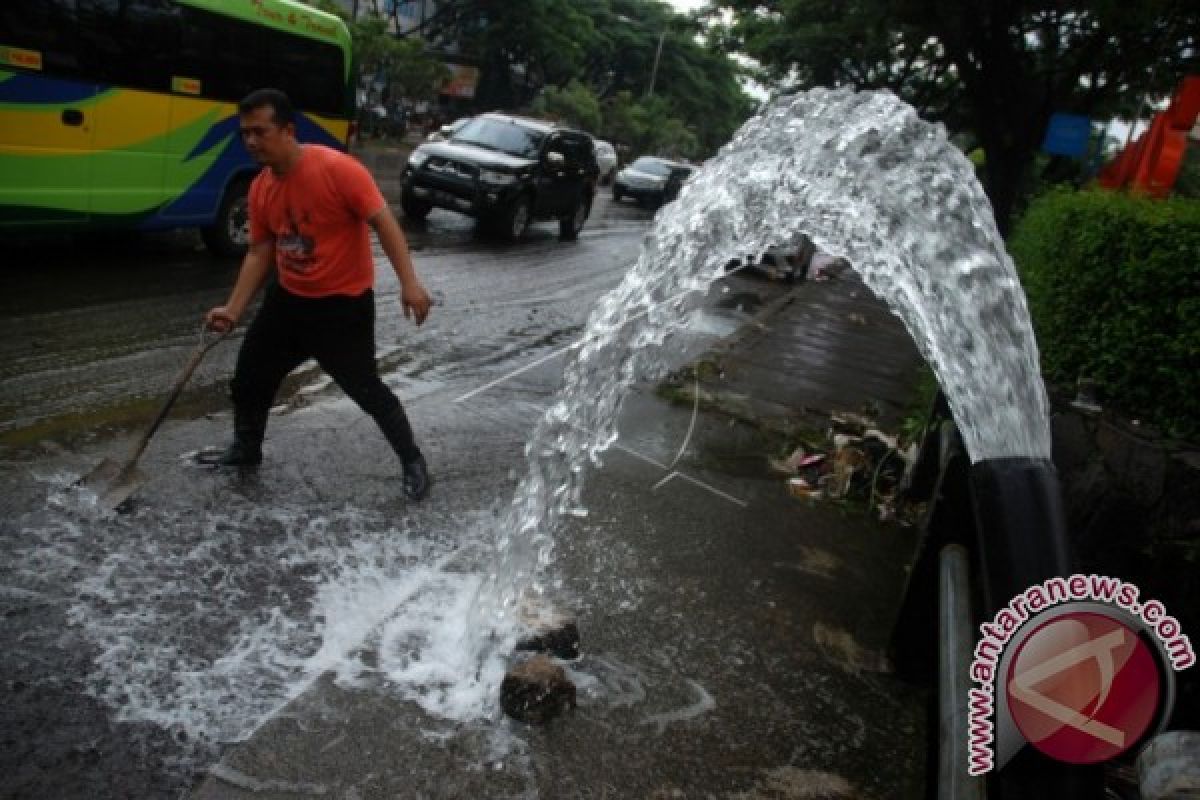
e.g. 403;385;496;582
80;457;147;512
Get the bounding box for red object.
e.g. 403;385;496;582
1006;611;1162;765
1098;76;1199;198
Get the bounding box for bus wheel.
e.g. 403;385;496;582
202;179;251;258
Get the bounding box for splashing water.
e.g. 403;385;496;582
469;87;1050;679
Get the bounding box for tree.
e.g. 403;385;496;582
404;0;598;109
574;0;753;154
351;14;449;104
714;0;1199;233
302;1;449;104
408;0;754;157
532;80;603;133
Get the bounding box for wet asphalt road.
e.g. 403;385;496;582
0;193;653;449
0;193;805;799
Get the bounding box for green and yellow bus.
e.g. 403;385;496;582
0;0;355;255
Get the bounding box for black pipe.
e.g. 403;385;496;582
969;457;1071;614
969;457;1103;799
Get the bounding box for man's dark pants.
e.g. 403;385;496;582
230;283;421;462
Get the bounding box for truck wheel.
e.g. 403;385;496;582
401;190;432;220
201;178;251;258
559;196;590;241
500;195;531;241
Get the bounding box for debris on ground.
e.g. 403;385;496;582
770;409;922;524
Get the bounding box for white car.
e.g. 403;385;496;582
593;139;618;184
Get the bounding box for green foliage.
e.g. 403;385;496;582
1173;145;1200;200
713;0;1200;233
598;91;701;159
421;0;752;157
900;363;939;446
1010;189;1200;438
354;15;450;102
532;80;603;133
533;84;704;159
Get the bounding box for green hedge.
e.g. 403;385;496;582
1010;189;1200;439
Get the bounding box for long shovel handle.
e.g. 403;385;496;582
122;327;227;470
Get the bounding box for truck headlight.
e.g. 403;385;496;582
408;150;431;169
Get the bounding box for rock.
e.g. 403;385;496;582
516;620;581;660
500;655;576;724
1137;731;1200;800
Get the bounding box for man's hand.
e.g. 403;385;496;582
205;306;240;333
370;206;432;326
402;283;433;325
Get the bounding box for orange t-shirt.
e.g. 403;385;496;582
248;144;386;297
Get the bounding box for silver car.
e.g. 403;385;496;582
593;139;618;184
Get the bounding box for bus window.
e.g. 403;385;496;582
0;1;81;75
178;6;262;105
267;31;345;118
77;0;181;93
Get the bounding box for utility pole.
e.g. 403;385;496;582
646;29;665;98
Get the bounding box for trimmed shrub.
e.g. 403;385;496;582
1010;189;1200;439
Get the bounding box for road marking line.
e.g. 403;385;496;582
451;263;752;404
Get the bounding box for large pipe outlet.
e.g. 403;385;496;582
969;457;1071;614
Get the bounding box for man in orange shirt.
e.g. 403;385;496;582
205;88;433;501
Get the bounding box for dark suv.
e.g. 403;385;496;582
400;112;599;241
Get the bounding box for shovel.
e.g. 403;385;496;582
81;326;227;511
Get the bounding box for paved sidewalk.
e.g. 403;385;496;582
700;271;924;433
191;268;932;799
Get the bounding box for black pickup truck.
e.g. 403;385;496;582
400;112;599;241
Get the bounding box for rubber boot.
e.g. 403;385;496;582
215;409;266;467
375;405;431;501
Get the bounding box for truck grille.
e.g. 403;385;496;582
425;158;479;180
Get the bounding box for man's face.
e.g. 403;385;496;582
239;106;293;168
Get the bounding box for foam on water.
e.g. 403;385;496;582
13;480;510;775
467;87;1051;685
